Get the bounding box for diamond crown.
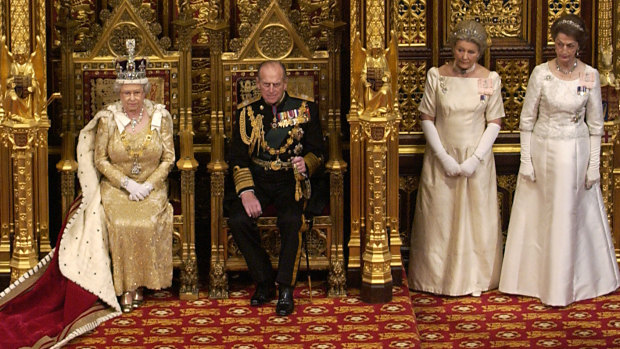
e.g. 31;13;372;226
115;39;147;82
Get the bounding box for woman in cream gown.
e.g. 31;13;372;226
499;15;620;306
408;20;505;296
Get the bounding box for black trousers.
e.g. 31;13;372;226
229;169;303;287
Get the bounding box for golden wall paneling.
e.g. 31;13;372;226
398;60;426;133
445;0;529;42
547;0;581;44
616;0;620;77
496;58;530;132
396;0;426;47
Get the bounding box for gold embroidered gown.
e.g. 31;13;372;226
94;99;175;296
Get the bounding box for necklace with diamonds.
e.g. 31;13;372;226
555;59;578;76
453;61;476;76
127;107;144;132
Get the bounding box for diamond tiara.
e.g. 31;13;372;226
556;19;583;32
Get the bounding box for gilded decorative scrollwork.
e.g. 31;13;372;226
328;258;346;297
398;60;426;132
9;0;29;57
597;0;614;87
547;0;581;43
191;58;211;137
396;0;427;46
398;175;419;247
109;24;144;56
257;25;294;59
496;58;529;132
188;0;223;45
228;0;333;52
448;0;526;40
208;260;229;299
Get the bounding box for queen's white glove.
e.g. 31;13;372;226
421;120;460;176
123;178;153;201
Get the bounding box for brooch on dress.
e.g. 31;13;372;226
439;76;447;94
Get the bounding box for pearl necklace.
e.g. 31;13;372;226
556;60;578;76
453;61;476;76
127;107;144;132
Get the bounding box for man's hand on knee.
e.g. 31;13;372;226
240;190;262;218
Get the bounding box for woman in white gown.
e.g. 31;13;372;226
408;20;505;296
499;14;620;306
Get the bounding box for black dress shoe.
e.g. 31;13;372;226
250;283;275;306
276;285;295;316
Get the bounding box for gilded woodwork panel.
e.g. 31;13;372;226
496;58;530;132
227;0;331;52
396;0;426;46
547;0;581;44
617;0;620;77
445;0;528;41
398;175;419;248
10;0;30;57
188;0;223;45
51;0;96;48
191;58;211;143
398;60;426;133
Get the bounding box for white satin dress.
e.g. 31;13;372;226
408;67;505;296
499;62;620;306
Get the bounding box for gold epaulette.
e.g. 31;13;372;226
237;96;262;109
288;92;315;103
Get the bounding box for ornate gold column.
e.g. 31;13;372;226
346;0;364;287
321;18;348;297
0;0;51;281
55;0;78;219
350;0;401;302
174;4;199;299
206;21;230;299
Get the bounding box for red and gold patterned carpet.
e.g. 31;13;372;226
66;279;421;348
412;289;620;348
64;276;620;348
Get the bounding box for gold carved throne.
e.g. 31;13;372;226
208;1;347;298
62;2;198;298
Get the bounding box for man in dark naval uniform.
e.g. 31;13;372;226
228;60;325;316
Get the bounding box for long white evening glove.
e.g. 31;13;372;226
421;119;460;176
460;123;501;177
518;131;536;182
585;135;601;189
